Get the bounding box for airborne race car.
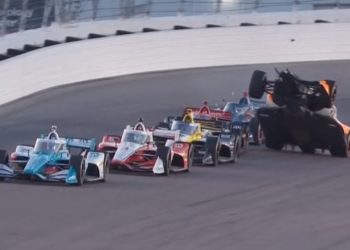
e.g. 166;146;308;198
249;69;350;157
97;120;193;176
157;105;243;165
0;126;109;185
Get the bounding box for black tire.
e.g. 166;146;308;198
299;144;315;154
265;137;284;151
249;70;267;99
250;118;264;145
157;146;171;176
232;136;240;163
69;155;84;186
330;134;350;157
206;136;219;166
0;150;8;181
187;144;194;171
102;154;110;182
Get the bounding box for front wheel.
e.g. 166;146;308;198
330;134;350;157
232;136;240;163
70;155;85;186
102;154;110;182
0;150;9;182
157;146;171;176
206;136;219;166
251;118;264;145
187;144;194;172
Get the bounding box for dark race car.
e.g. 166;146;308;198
223;92;265;145
248;69;350;157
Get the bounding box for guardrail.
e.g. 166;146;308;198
1;0;350;35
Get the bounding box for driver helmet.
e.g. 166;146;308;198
183;109;194;123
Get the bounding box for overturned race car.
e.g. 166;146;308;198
249;69;350;157
0;126;109;185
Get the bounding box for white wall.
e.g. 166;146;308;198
1;8;350;54
1;22;350;106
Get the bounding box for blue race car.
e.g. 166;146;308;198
223;92;265;145
0;126;109;185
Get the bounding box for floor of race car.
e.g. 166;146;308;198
1;61;350;250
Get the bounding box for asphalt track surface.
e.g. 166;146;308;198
1;61;350;250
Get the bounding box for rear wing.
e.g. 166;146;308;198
184;107;232;121
40;134;96;150
153;129;179;144
64;137;96;150
194;118;231;132
250;99;266;108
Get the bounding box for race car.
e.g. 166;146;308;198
223;92;265;145
248;69;350;157
157;105;242;165
97;119;192;176
0;126;109;185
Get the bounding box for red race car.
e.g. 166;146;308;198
98;120;193;176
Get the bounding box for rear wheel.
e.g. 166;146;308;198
299;144;315;154
0;150;8;181
330;134;350;157
249;70;267;99
265;137;284;151
70;155;84;186
206;137;219;166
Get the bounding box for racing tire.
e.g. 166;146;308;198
241;130;249;153
157;146;171;176
187;144;194;172
330;134;350;157
299;144;315;154
102;154;110;182
232;136;240;163
206;136;219;166
265;137;284;151
249;70;267;99
70;155;85;186
0;149;8;181
251;118;264;145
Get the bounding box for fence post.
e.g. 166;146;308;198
177;0;185;15
216;0;222;13
0;0;10;35
19;0;29;31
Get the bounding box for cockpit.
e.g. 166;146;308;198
171;121;198;135
122;131;149;145
33;138;62;154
